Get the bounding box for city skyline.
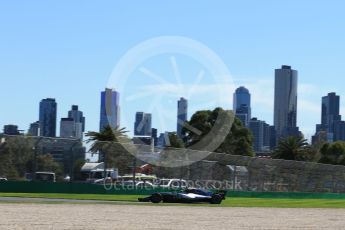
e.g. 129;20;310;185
4;80;345;142
2;1;345;139
3;79;345;140
4;71;345;162
5;83;345;155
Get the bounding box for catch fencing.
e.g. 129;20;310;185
153;149;345;193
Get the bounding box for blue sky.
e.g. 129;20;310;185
1;1;345;140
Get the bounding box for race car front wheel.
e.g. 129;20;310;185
150;193;163;203
210;194;223;204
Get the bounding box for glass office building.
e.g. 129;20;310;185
39;98;57;137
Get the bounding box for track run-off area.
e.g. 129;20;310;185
1;193;345;229
1;202;345;230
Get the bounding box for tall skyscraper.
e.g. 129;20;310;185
60;118;76;138
249;118;264;152
157;133;166;147
334;121;345;141
68;105;85;132
60;105;85;139
151;128;158;146
273;65;299;139
28;121;40;136
269;126;277;149
321;93;341;132
177;97;188;138
99;88;120;131
233;86;251;126
157;132;171;147
263;123;271;149
39;98;57;137
313;92;342;143
134;112;152;136
248;118;273;154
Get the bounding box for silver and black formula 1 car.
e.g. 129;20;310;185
138;188;227;204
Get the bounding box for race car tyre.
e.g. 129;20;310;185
210;194;223;204
150;193;162;203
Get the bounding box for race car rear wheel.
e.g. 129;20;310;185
210;194;223;204
150;193;162;203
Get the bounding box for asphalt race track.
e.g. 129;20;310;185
0;203;345;230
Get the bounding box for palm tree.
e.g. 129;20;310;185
273;136;309;161
86;125;128;152
85;125;129;177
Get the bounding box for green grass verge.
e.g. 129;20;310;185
0;193;138;202
1;193;345;208
222;198;345;208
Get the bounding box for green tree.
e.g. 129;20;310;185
319;141;345;165
273;136;310;161
0;136;35;179
182;107;254;156
73;159;86;180
166;132;185;148
85;125;134;174
86;125;128;151
217;117;254;156
0;150;19;179
0;136;81;181
36;154;64;180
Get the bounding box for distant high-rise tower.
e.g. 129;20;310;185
313;92;341;143
39;98;57;137
177;97;188;138
28;121;40;136
68;105;85;132
249;118;264;152
321;93;341;133
99;88;120;131
134;112;152;136
3;125;21;135
60;105;85;139
151;128;158;146
60;118;76;138
233;87;251;126
274;65;299;139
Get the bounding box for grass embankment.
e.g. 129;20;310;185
1;192;345;208
0;193;136;202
